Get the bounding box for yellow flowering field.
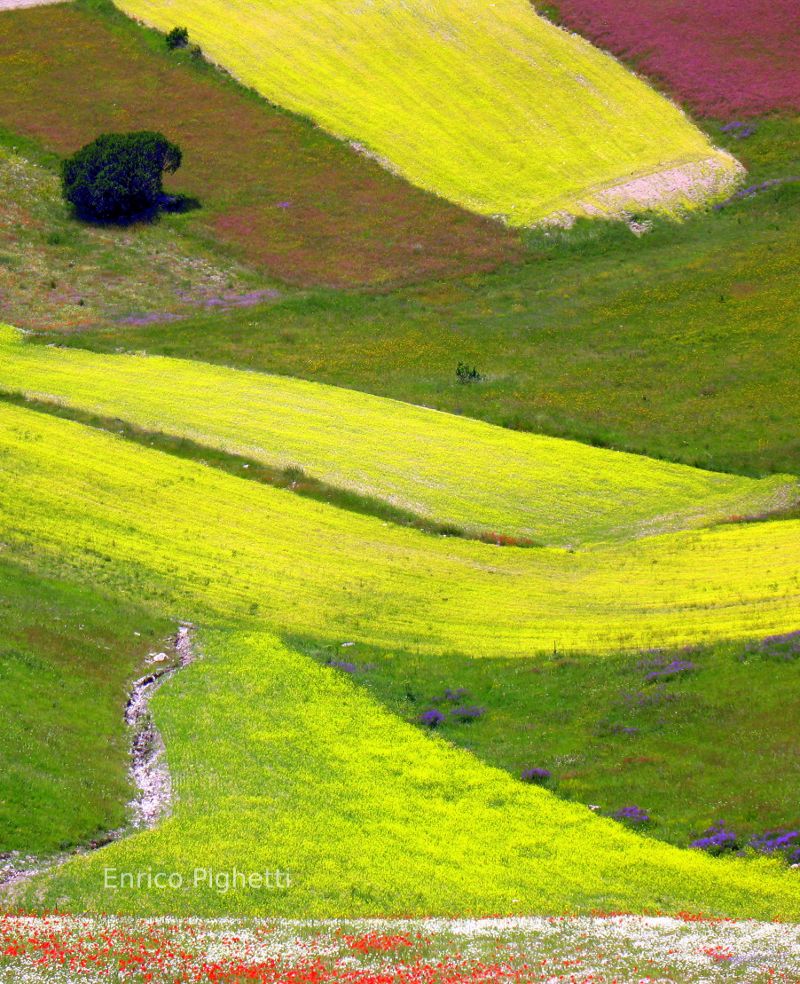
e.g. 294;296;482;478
1;326;794;545
0;399;797;661
110;0;740;224
11;628;800;918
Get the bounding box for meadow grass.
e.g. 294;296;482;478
1;380;799;916
0;0;519;291
0;557;171;855
10;628;800;919
0;136;264;331
110;0;739;224
1;327;795;545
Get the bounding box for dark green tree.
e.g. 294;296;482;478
165;26;189;49
61;132;183;222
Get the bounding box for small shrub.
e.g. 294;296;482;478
450;705;486;722
456;361;483;384
690;821;739;855
750;828;800;863
644;658;696;683
166;26;189;49
62;132;183;223
432;687;469;704
327;660;357;674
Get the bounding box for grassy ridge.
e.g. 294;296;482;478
0;557;170;855
11;628;800;918
69;156;800;477
0;0;518;291
111;0;738;224
1;327;795;545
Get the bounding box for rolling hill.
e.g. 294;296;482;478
110;0;741;224
1;326;795;545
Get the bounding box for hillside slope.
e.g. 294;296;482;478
111;0;741;224
1;400;798;661
12;629;800;919
0;1;519;289
1;327;796;545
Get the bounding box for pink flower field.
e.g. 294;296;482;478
549;0;800;117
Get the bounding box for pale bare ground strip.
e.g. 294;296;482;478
0;0;69;9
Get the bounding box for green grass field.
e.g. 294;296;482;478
1;399;799;656
112;0;740;224
0;557;170;855
0;390;799;918
2;327;795;545
298;633;800;852
0;134;264;331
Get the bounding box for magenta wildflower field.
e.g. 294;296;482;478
548;0;800;117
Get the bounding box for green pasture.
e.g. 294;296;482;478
63;120;800;478
297;634;800;851
10;629;800;919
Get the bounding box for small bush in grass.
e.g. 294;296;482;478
418;709;446;728
690;821;739;855
456;361;483;384
450;705;486;722
750;828;800;863
166;26;189;50
62;132;183;223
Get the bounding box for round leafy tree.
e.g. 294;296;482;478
61;131;183;222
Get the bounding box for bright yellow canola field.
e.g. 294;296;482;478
1;326;794;545
111;0;739;223
2;402;800;916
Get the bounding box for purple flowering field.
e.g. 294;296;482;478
551;0;800;117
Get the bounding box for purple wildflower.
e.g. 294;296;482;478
746;630;800;661
328;660;357;674
612;805;651;825
418;709;446;728
521;767;551;785
691;821;739;855
450;705;486;722
750;829;800;857
644;659;696;683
